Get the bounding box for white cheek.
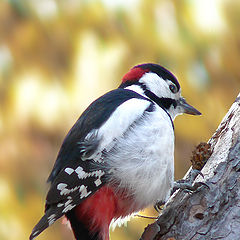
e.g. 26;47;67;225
139;73;172;98
139;73;182;106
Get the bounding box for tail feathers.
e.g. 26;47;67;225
29;208;61;240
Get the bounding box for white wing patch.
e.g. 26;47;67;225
90;98;151;156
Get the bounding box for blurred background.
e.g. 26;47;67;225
0;0;239;239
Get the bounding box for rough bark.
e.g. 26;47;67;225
140;93;240;240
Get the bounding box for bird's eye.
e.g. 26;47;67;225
169;84;177;93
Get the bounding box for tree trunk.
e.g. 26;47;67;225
140;93;240;240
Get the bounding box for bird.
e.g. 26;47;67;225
30;63;201;240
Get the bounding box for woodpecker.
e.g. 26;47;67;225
30;63;201;240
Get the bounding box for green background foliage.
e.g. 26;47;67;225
0;0;239;239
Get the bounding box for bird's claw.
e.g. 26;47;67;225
172;181;209;194
154;200;165;213
189;169;204;181
171;169;209;195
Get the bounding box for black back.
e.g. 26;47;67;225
48;88;151;182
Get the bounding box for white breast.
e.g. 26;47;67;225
106;105;175;210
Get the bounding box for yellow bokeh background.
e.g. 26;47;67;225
0;0;239;239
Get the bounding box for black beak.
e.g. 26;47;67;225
178;98;201;115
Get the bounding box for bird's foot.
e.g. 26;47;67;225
171;169;209;195
154;200;165;213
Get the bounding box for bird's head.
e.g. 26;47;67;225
119;63;201;119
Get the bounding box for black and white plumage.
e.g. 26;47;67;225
30;63;201;240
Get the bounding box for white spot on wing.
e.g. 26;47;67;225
32;230;40;237
75;166;88;179
48;214;56;219
74;166;105;181
57;183;67;190
79;185;92;199
65;199;72;207
93;170;104;178
57;183;78;196
94;178;102;187
48;214;56;226
75;166;83;174
63;203;76;213
65;168;74;175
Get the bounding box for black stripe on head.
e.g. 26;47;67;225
130;82;177;112
141;86;175;129
135;63;180;92
144;89;177;110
